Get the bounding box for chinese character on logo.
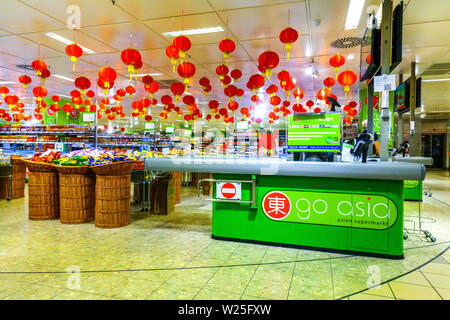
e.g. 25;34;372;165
263;191;291;220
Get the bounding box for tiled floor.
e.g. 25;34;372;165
0;170;448;300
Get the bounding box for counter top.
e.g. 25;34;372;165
392;156;433;166
145;157;426;181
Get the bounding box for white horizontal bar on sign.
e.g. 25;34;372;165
289;132;337;135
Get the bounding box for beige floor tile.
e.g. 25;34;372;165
420;263;450;276
166;268;217;288
5;283;63;300
244;279;289;300
422;272;450;290
389;282;442;300
435;287;450;300
394;271;430;286
194;289;241;300
348;293;394;300
147;283;200;300
203;273;251;295
51;289;113;300
106;278;163;299
363;283;394;297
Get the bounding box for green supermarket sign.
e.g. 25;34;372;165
261;190;397;230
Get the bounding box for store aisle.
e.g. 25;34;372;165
0;171;448;300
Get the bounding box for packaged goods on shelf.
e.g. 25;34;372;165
30;150;61;163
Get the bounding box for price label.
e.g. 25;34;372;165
374;74;396;92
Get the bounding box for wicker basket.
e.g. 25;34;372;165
92;162;136;228
28;171;59;220
55;166;95;224
22;159;56;173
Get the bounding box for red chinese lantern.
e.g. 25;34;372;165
329;54;346;79
18;75;32;94
165;45;180;73
4;95;19;109
258;51;279;79
170;81;185;104
31;59;47;76
266;84;278;96
218;38;236;66
366;54;371;65
306;100;315;108
269;96;281;107
74;76;91;95
236;88;244;100
0;86;9;100
314;107;321;113
293;88;303;102
249;74;265;91
279;27;299;59
32;86;48;102
323;77;336;90
230;69;242;82
316;88;331;101
173;35;191;62
144;115;153;122
39;69;51;84
65;44;83;71
51;95;60;103
224;84;238;101
146;81;159;100
52;104;61;112
337;70;357;98
199;77;210;87
177;62;196;89
125;85;136;98
98;66;117;95
209;100;219;113
62;103;73;115
282;77;296;101
121;48;142;81
216;64;229;82
240;107;249;118
184;114;191;122
183;95;195;107
227;101;239;113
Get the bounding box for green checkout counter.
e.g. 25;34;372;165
393;157;433;201
145;158;425;259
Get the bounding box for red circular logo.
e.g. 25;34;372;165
221;183;236;199
262;191;291;220
70;108;79;118
46;107;54;116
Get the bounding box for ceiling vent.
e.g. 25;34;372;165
157;79;178;89
330;37;362;49
421;63;450;76
15;64;34;71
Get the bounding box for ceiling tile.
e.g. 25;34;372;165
21;0;135;27
0;36;63;60
0;1;65;34
210;0;299;11
217;2;308;41
403;21;450;48
187;43;251;64
140;48;172;68
239;36;310;61
404;0;450;25
82;22;168;51
116;0;213;20
143;12;228;46
21;29;116;56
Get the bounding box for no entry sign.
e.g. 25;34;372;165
216;182;241;200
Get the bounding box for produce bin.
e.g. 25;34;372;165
23;160;59;220
55;166;95;224
91;161;136;228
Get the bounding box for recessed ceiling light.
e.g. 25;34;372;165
53;74;74;81
305;67;313;75
57;94;72;98
422;78;450;82
345;0;366;30
347;54;355;60
163;26;225;37
0;81;16;85
136;73;162;77
45;32;95;54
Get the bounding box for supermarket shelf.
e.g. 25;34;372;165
0;141;90;145
0;131;95;135
98;143;153;147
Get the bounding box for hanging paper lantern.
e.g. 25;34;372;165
170;81;185;104
98;66;117;96
227;101;239;113
177;62;196;88
249;74;265;91
183;95;195;107
0;86;10;101
277;70;290;90
266;84;278;96
165;45;180;73
65;44;83;71
349;101;358;108
38;69;51;84
279;27;299;59
224;84;238;101
125;85;136;98
216;64;229;82
31;59;47;76
329;54;346;79
32;86;48;102
366;54;371;65
314;107;322;113
121;48;142;81
230;69;242;83
316;88;331;101
74;76;91;95
62;103;73;116
4;95;19;109
306;100;315;110
323;77;336;90
51;95;60;103
293;88;304;102
337;70;357;98
282;76;296;101
146;81;159;100
269;96;281;109
209;100;219;113
203;84;212;96
18;75;32;94
218;38;236;66
199;77;210;87
258;51;279;79
173;35;191;62
51;103;61;112
240;107;249;118
221;75;231;87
